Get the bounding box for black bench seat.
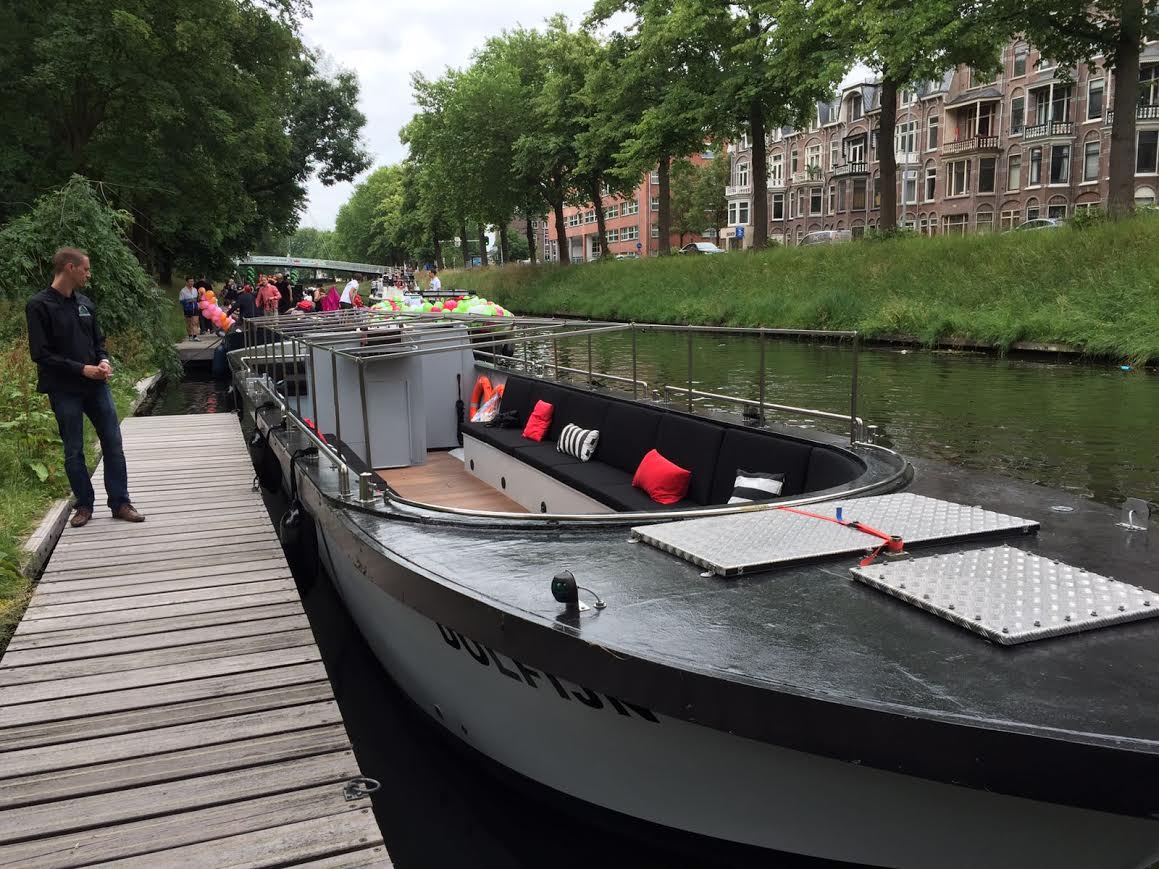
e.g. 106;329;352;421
463;374;867;513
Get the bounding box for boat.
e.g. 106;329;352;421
228;309;1159;869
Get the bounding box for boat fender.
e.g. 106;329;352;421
469;375;493;417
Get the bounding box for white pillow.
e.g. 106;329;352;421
728;469;785;504
557;424;600;462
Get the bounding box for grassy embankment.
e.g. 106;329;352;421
447;217;1159;363
0;287;185;654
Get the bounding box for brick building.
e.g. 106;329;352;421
723;39;1159;246
544;151;718;261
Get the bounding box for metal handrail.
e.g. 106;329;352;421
474;349;651;396
660;384;869;442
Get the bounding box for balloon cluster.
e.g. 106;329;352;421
197;290;235;331
370;295;513;319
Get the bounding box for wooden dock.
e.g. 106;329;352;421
0;413;390;867
178;334;222;364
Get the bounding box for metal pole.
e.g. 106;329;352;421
631;325;638;401
358;471;376;504
358;358;372;470
309;343;320;446
587;333;594;389
294;336;303;419
758;329;766;425
330;350;342;462
686;329;693;412
850;332;860;444
553;336;559;382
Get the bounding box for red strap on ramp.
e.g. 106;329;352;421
776;506;904;566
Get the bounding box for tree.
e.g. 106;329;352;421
827;0;1007;232
270;227;338;260
669;150;731;244
0;0;370;278
1012;0;1158;217
333;166;408;264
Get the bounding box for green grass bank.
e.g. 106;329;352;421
447;217;1159;363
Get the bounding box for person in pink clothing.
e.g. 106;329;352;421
321;286;340;312
255;277;281;315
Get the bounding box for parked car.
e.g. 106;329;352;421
800;230;853;246
614;252;640;260
679;242;725;255
1014;218;1065;231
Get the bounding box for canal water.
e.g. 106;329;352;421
144;340;1157;867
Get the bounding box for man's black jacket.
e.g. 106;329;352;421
26;287;108;394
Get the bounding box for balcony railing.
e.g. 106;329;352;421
1023;120;1074;140
942;136;1000;155
832;162;868;178
725;183;752;197
767;178;786;190
1106;104;1159;124
790;170;810;184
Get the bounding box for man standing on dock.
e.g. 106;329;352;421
26;247;146;528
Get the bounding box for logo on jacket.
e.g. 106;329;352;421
78;305;91;317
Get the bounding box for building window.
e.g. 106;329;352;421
1052;85;1073;123
624;198;639;215
568;212;580;228
1008;153;1022;190
736;162;749;187
900;87;916;105
873;174;881;209
979;157;996;193
1047;201;1068;219
927;116;939;150
925;165;937;201
1140;66;1159;107
1083;140;1100;182
1026;198;1040;220
606;228;619;242
650;224;659;238
976;210;994;233
1013;45;1028;77
772;193;785;220
790;148;799;174
1011;96;1025;134
1088;79;1105;121
1029;147;1043;185
830;141;840;170
727;200;751;225
942;214;969;235
810;187;823;216
895;120;917;156
850;92;863;121
806;143;822;171
650;196;660;212
740;132;750;151
1137;130;1159;174
605;203;619;219
622;225;640;241
650;170;660;184
970;67;996;88
1136;185;1156;206
852;178;867;210
1049;145;1070;184
947;160;970;196
902;169;918;204
601;182;611;196
827;184;836;214
769;154;784;186
584;210;596;224
1001;209;1019;231
848;135;867;164
1035;56;1056;73
837;180;847;212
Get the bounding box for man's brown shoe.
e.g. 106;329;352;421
112;504;146;523
70;507;93;528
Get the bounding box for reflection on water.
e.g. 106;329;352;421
552;333;1158;507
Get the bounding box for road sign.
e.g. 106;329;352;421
736;226;745;239
636;242;642;251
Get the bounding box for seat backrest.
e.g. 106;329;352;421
709;429;814;503
497;375;534;422
596;402;662;474
655;414;725;505
804;446;865;492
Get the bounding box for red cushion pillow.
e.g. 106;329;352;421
632;448;691;505
522;400;554;442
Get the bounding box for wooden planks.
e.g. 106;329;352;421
378;450;528;513
0;414;389;867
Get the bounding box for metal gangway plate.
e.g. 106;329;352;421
851;546;1159;644
631;493;1038;576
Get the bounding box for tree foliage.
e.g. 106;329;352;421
0;0;369;278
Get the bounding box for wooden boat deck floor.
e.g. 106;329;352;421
0;413;391;868
377;451;528;513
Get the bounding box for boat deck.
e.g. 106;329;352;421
0;414;390;867
378;450;527;513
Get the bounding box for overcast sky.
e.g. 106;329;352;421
299;0;598;229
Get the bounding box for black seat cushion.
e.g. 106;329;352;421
594;403;661;474
497;376;534;423
554;461;634;503
513;443;585;473
709;430;814;503
600;483;697;512
655;414;724;505
555;389;610;433
805;447;865;492
463;422;529;454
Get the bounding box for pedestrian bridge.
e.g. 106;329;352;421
238;255;387;275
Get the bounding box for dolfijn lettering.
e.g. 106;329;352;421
435;622;659;724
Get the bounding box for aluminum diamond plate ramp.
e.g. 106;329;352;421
851;545;1159;644
631;492;1038;576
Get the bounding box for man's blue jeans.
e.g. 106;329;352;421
49;386;130;511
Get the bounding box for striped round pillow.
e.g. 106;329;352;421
557;423;600;462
